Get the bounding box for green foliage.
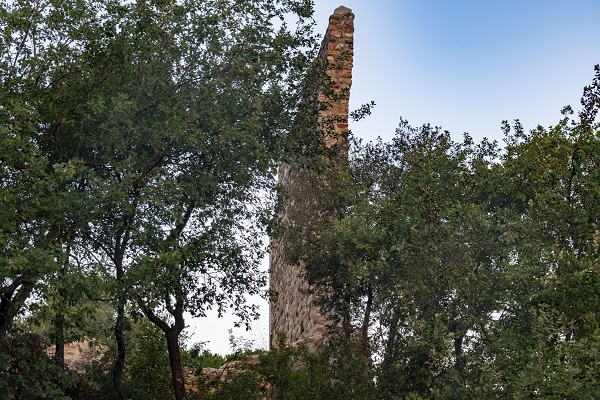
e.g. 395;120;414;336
175;64;600;399
73;317;187;399
123;318;173;398
256;336;310;399
288;65;600;399
302;336;377;400
198;369;265;400
0;328;80;400
185;343;227;372
1;0;598;396
195;335;375;400
1;0;320;397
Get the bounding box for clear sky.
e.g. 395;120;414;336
316;0;600;144
191;0;600;355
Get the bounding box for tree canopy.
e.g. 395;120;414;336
1;0;599;398
1;0;320;398
291;65;600;399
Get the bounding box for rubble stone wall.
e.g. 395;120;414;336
269;6;354;348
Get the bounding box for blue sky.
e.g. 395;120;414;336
194;0;600;355
314;0;600;144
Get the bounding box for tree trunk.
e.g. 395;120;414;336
342;292;352;337
0;320;7;354
53;309;65;368
381;308;401;374
166;329;187;400
0;279;35;344
112;243;129;400
141;295;188;400
0;291;13;347
112;300;127;400
453;335;466;385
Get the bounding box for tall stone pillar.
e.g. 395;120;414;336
269;6;354;348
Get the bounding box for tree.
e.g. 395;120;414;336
2;0;320;398
0;0;96;350
341;125;506;398
294;66;599;398
478;65;600;399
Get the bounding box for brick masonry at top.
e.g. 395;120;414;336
269;6;354;349
317;5;354;156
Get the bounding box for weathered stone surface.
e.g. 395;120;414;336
269;6;354;348
45;339;106;372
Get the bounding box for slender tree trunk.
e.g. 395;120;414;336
140;294;188;400
166;329;187;400
0;337;6;360
0;292;13;347
381;308;401;376
453;335;466;385
342;292;352;337
112;242;129;400
53;282;68;368
0;279;35;344
112;300;127;400
54;309;65;368
0;316;8;354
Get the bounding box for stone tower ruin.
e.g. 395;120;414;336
269;6;354;348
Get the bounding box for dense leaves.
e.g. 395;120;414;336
1;0;599;397
1;0;319;398
290;65;600;399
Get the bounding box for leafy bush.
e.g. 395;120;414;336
0;328;79;399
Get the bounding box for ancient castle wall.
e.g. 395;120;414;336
269;6;354;348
